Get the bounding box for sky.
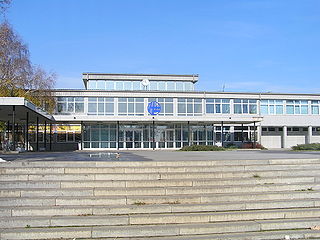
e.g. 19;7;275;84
4;0;320;93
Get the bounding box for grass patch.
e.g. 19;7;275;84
292;143;320;151
180;145;226;151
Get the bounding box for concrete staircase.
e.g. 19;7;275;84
1;158;320;239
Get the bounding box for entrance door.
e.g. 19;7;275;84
124;129;142;149
166;129;174;148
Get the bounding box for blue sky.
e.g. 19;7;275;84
6;0;320;93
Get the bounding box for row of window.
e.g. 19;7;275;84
56;97;320;116
87;80;194;92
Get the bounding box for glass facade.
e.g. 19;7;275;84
118;98;144;116
81;123;259;149
206;99;230;114
311;100;320;115
87;80;194;91
55;97;320;117
260;100;284;115
286;100;308;114
56;97;84;114
88;97;114;115
178;98;202;116
148;98;173;116
234;99;257;114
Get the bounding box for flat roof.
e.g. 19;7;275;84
51;89;320;97
82;73;199;88
0;97;54;124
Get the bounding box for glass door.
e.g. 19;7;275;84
166;129;174;148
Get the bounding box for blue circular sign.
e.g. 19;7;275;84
148;101;161;115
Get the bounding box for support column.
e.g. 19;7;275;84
152;120;155;150
307;126;312;144
230;125;234;144
117;121;120;150
188;121;191;146
36;117;39;151
221;121;224;147
253;121;256;148
44;121;47;151
49;123;52;151
12;106;15;151
80;121;83;150
25;112;29;151
241;123;244;144
282;126;287;149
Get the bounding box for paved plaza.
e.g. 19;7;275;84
1;149;320;162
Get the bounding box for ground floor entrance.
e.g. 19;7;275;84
82;122;257;150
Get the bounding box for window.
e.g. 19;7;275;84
106;81;114;90
234;99;257;114
260;100;284;115
87;80;97;89
148;98;173;116
88;97;114;115
96;81;105;90
311;100;320;115
118;98;144;116
178;98;202;116
83;124;117;148
286;100;308;114
56;97;84;114
206;99;230;114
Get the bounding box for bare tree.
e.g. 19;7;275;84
0;0;11;15
0;21;56;112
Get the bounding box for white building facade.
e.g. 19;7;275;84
51;73;320;150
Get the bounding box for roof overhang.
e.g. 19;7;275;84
0;97;55;124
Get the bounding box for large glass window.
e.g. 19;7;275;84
118;98;144;116
286;100;308;114
178;98;202;116
56;97;84;114
311;101;320;115
234;99;257;114
260;100;284;115
148;98;174;116
88;97;114;115
87;80;97;89
96;81;106;90
106;81;114;90
83;124;117;148
206;99;230;114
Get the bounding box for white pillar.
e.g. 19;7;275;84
307;126;313;144
282;126;287;149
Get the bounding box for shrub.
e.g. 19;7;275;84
292;143;320;151
225;143;238;149
180;145;226;151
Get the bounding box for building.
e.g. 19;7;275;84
1;73;320;151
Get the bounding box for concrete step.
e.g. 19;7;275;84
2;208;320;228
2;218;320;239
0;176;316;189
0;191;320;206
2;190;320;207
1;158;319;168
1;198;319;217
2;169;320;181
2;164;320;175
126;190;320;205
77;229;320;240
1;182;320;198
